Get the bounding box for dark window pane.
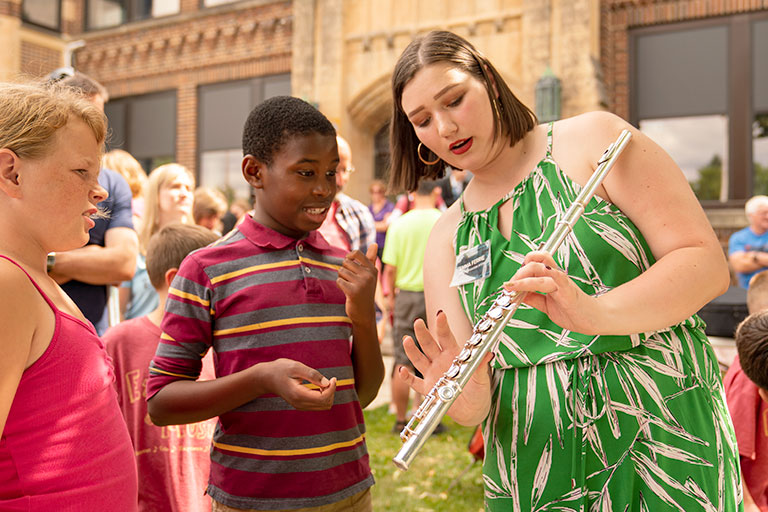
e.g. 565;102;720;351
640;115;728;201
199;81;251;152
128;92;176;160
374;122;390;182
263;74;291;100
635;26;727;119
22;0;59;29
104;101;127;151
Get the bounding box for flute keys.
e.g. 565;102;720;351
495;293;512;307
487;306;503;320
468;332;485;346
457;347;473;362
477;318;493;332
446;363;462;379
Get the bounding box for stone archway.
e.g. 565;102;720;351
348;72;392;135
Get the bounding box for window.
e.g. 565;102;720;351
198;74;290;201
202;0;236;7
753;20;768;195
374;123;390;182
105;91;176;174
631;13;768;203
633;24;729;202
22;0;61;30
640;116;728;201
86;0;178;30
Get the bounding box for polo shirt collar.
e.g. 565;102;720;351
238;215;332;252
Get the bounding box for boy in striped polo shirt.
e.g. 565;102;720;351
147;96;384;511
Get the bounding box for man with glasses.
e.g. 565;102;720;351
318;136;376;253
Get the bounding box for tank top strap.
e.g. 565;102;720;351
546;122;554;157
0;254;58;312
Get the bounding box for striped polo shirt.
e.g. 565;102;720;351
147;216;373;510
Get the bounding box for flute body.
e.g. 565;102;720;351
393;129;633;471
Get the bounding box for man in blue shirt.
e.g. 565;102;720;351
46;69;138;334
729;195;768;289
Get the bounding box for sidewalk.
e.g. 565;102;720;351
366;329;394;411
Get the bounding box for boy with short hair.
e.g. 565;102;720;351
146;96;383;512
724;272;768;511
103;223;219;512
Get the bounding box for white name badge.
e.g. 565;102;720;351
450;240;492;288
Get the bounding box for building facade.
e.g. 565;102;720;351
1;0;767;236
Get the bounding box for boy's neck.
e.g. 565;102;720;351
147;290;168;327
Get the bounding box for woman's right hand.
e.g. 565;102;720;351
397;311;492;426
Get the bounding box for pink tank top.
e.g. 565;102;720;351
0;255;138;511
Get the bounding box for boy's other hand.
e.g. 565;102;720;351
257;359;337;411
337;243;378;324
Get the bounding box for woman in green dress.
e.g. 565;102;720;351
389;30;742;511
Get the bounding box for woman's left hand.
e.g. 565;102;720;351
503;250;602;335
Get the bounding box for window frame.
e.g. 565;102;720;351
84;0;180;30
630;12;768;207
21;0;62;32
104;89;178;170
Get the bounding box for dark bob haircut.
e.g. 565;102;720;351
389;30;537;192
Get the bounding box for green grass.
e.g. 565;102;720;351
364;405;485;511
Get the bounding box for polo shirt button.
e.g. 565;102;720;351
305;267;311;274
297;244;304;252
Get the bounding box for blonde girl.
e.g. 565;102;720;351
120;163;195;319
0;81;137;509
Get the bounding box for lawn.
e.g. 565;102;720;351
363;405;485;511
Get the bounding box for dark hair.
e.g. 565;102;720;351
242;96;336;167
389;30;537;192
50;68;110;103
146;223;219;289
416;178;439;196
734;311;768;390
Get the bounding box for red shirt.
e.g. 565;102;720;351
104;316;216;512
724;356;768;511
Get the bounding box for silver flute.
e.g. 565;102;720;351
393;129;633;471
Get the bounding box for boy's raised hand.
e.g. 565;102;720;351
257;358;337;411
337;243;378;323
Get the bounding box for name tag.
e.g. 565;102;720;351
450;240;492;287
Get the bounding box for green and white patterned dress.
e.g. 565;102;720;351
454;125;743;511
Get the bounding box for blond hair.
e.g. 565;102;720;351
102;149;147;198
193;186;228;224
0;81;106;160
138;163;195;254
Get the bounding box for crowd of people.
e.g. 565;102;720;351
0;28;765;512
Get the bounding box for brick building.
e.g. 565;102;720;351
1;0;767;242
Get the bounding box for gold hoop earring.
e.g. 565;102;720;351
417;142;440;165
